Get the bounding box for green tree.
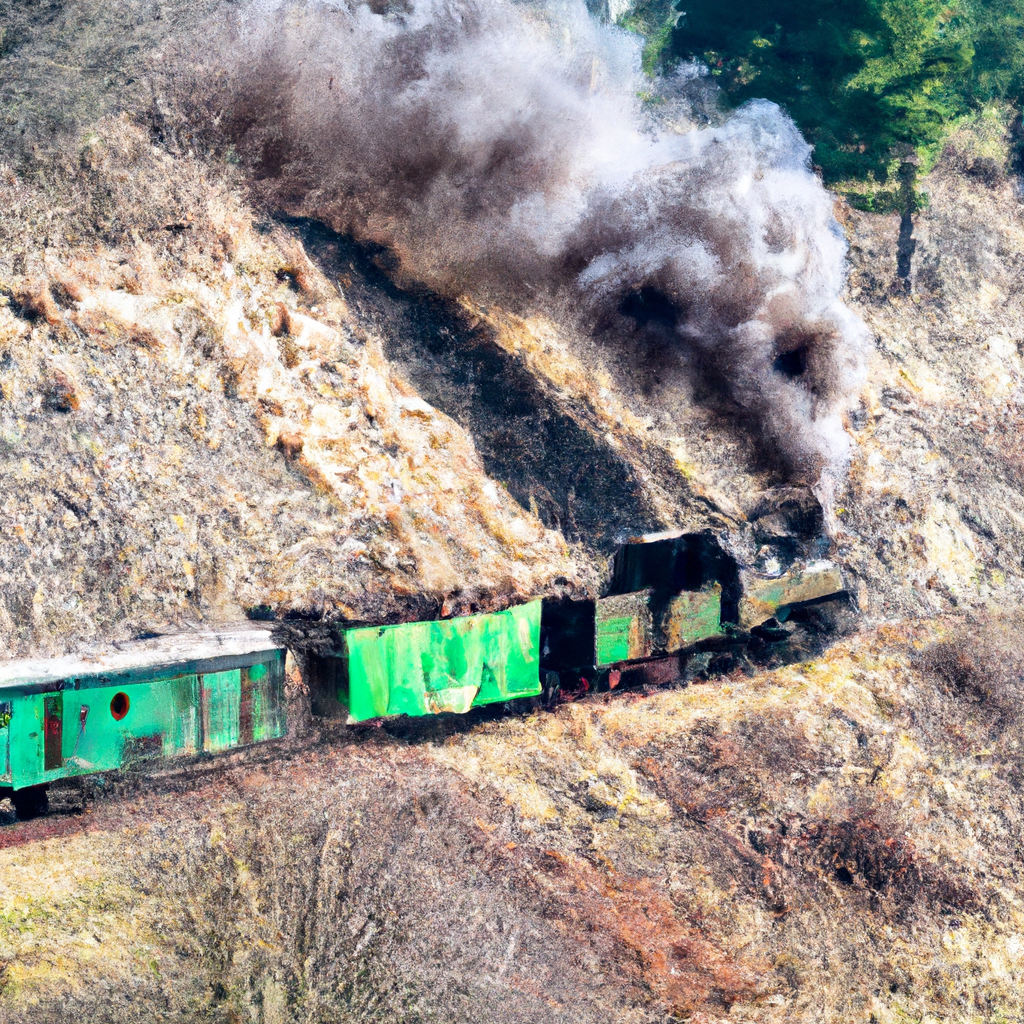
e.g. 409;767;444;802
659;0;1023;207
967;0;1024;102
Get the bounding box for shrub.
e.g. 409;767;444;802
922;613;1024;723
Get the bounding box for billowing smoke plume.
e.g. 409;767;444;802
195;0;868;492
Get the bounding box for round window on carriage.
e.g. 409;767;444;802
110;692;130;721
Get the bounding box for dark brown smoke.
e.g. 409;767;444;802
180;0;868;494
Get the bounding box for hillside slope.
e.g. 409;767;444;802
2;3;1024;1023
0;118;589;658
2;618;1022;1024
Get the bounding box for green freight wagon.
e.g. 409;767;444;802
0;628;287;818
311;601;543;723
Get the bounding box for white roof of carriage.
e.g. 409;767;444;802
0;625;283;690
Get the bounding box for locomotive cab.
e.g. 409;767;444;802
540;531;733;686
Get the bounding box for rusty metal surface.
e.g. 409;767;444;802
661;585;723;652
620;657;682;688
738;562;845;629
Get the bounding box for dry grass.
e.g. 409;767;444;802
4;618;1024;1022
920;611;1024;721
426;615;1024;1021
0;114;584;657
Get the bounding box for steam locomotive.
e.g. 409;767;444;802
0;531;847;819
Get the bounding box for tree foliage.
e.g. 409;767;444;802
662;0;1024;204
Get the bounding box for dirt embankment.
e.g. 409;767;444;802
6;6;1024;659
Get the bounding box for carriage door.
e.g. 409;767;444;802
201;670;241;754
43;693;63;771
0;703;11;784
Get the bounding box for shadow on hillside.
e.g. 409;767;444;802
289;216;689;552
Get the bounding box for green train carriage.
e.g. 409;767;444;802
310;600;543;724
0;629;287;818
0;541;848;820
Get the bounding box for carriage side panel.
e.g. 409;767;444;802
738;564;846;629
0;702;10;785
201;669;242;754
345;618;484;720
595;592;653;667
340;602;542;722
661;585;723;652
61;675;201;775
250;658;287;743
472;601;542;707
8;693;54;789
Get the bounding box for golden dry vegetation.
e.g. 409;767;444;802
3;5;1024;1022
2;618;1024;1023
0;116;585;658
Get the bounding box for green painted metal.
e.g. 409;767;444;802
0;703;10;785
595;592;653;668
63;675;201;776
337;601;542;723
202;669;241;754
247;663;287;744
661;585;723;652
1;653;286;791
9;696;47;789
596;616;633;666
8;675;201;788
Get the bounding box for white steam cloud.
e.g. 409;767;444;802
197;0;868;492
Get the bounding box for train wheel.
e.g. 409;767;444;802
12;785;49;820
